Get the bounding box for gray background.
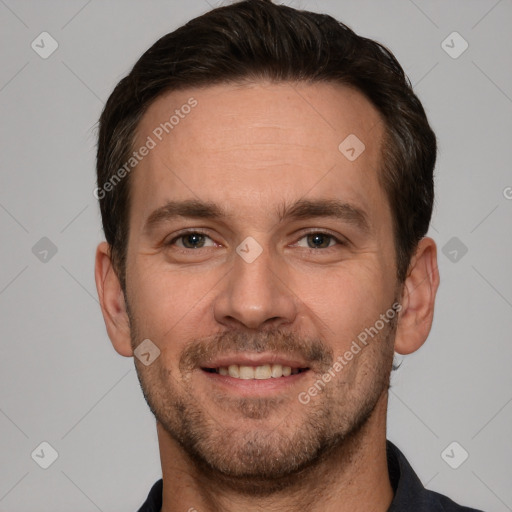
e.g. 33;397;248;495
1;0;511;511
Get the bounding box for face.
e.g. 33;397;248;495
123;81;400;481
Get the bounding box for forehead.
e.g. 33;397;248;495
130;80;387;230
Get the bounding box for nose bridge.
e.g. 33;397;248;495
213;238;297;330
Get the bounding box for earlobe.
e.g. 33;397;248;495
94;242;133;357
394;237;440;355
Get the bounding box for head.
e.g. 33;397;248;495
95;0;439;490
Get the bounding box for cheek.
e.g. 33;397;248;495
292;264;393;349
127;257;219;345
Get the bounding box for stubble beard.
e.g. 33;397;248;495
130;311;397;494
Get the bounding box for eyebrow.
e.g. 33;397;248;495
143;198;371;234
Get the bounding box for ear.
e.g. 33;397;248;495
394;237;440;355
94;242;133;357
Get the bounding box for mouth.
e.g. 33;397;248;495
202;363;310;380
197;353;312;395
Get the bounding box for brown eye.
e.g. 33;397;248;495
169;232;215;249
294;232;341;250
306;233;334;249
181;233;206;248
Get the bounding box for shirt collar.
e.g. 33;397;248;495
137;440;460;512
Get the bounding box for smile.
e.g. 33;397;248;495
202;364;309;380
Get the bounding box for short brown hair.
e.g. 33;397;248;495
96;0;436;291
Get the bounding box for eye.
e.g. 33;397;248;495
294;232;343;250
168;231;216;249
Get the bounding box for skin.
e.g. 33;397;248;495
95;81;439;512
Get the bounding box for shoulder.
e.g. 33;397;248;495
387;440;486;512
419;487;485;512
136;478;163;512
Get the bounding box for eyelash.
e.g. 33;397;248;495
166;229;346;252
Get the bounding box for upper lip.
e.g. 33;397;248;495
200;352;310;369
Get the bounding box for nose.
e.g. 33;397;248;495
213;240;298;331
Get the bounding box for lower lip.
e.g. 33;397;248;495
200;369;310;396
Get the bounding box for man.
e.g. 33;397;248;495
94;1;484;510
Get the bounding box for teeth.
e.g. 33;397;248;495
254;364;271;379
228;365;240;378
215;364;302;380
239;366;255;379
271;364;283;378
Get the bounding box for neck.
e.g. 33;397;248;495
159;391;393;512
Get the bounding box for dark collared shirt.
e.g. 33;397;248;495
136;440;484;511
